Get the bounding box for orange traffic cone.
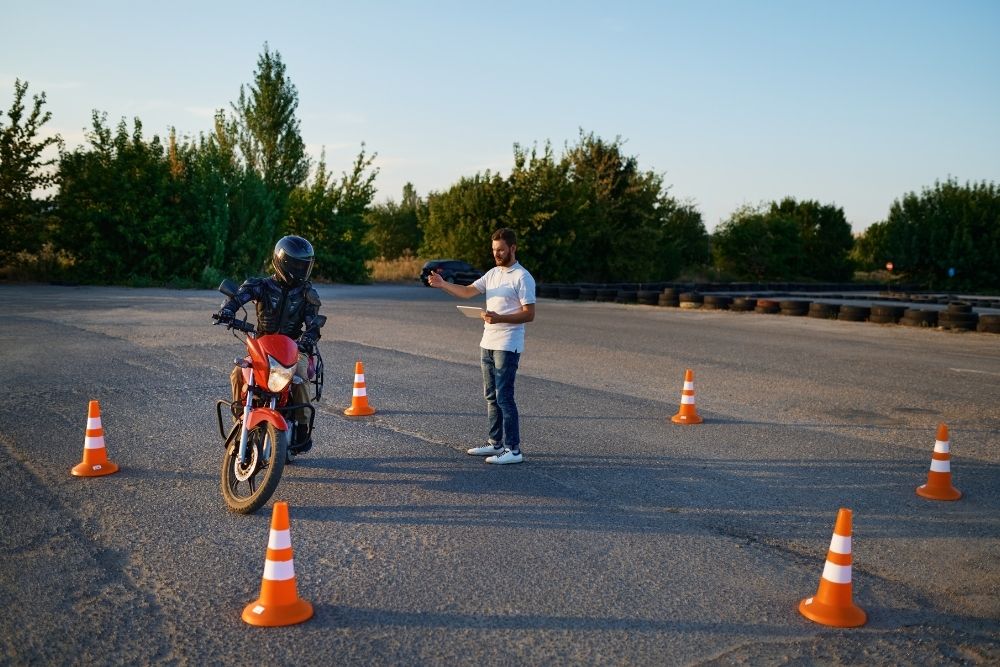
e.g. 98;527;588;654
799;508;867;628
344;360;376;416
71;400;119;477
242;501;313;627
916;423;962;501
671;369;703;424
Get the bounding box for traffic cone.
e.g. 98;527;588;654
344;360;376;416
670;369;703;424
71;400;119;477
799;508;867;628
916;423;962;501
242;501;313;627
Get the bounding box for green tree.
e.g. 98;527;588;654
365;182;425;259
711;204;802;280
658;201;710;278
504;141;579;282
768;197;854;281
878;179;1000;290
286;146;379;283
210;110;280;278
419;130;709;282
566;131;696;282
233;44;309;218
53;114;175;282
420;172;510;267
0;79;62;263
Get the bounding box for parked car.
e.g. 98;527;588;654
419;259;483;286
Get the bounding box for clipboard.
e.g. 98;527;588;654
457;306;484;319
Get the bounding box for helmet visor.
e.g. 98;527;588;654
278;255;314;284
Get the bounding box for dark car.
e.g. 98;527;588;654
419;259;483;286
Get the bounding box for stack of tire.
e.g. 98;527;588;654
615;288;638;304
595;288;617;302
637;289;661;305
702;295;732;310
938;302;979;331
869;305;905;324
755;298;780;314
977;313;1000;333
537;284;560;299
678;292;703;309
900;308;938;327
558;285;581;300
730;297;756;312
807;302;840;319
838;305;870;322
659;288;679;307
779;300;810;316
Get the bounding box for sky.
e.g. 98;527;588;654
2;1;998;234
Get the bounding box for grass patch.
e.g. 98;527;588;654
367;253;424;283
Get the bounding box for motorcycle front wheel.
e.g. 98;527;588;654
220;421;286;514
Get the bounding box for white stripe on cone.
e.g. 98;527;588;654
87;417;102;429
930;459;951;473
268;529;291;550
933;439;950;454
354;374;365;383
683;381;694;390
263;559;296;581
821;561;852;584
353;387;367;397
829;534;851;554
84;437;105;450
681;395;695;404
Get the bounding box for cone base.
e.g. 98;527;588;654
242;597;313;627
671;412;703;425
916;484;962;501
798;596;867;628
71;461;119;477
344;406;375;416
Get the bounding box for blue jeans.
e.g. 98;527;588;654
481;347;521;453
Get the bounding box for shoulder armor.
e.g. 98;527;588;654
306;286;321;306
240;276;266;290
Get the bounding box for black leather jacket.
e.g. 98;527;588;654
223;276;323;342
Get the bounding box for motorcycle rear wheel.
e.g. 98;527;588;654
221;421;286;514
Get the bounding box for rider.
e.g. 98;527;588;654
217;235;324;455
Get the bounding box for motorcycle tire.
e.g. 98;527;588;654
221;421;286;514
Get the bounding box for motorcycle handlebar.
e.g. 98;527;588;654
211;313;256;334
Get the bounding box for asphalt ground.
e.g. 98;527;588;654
1;283;997;665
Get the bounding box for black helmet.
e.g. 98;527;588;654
272;235;315;287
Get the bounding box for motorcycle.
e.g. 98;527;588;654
212;279;326;514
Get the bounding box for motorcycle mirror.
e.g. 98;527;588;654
218;279;238;298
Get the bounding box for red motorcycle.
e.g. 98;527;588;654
212;279;325;514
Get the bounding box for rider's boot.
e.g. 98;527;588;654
289;425;312;455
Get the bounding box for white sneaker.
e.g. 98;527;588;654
486;448;523;465
467;444;504;456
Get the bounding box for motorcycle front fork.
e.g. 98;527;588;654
237;373;278;466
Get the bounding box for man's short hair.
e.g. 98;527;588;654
491;228;517;246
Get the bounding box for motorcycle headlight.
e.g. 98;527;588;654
267;355;296;392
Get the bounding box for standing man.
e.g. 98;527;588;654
429;228;536;464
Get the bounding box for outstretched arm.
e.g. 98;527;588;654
428;271;481;299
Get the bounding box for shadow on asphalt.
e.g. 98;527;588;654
285;454;999;541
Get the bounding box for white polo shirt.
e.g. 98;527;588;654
472;262;536;352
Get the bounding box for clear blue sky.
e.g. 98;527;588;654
3;0;998;233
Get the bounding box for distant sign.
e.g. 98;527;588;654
885;261;894;271
948;267;956;278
